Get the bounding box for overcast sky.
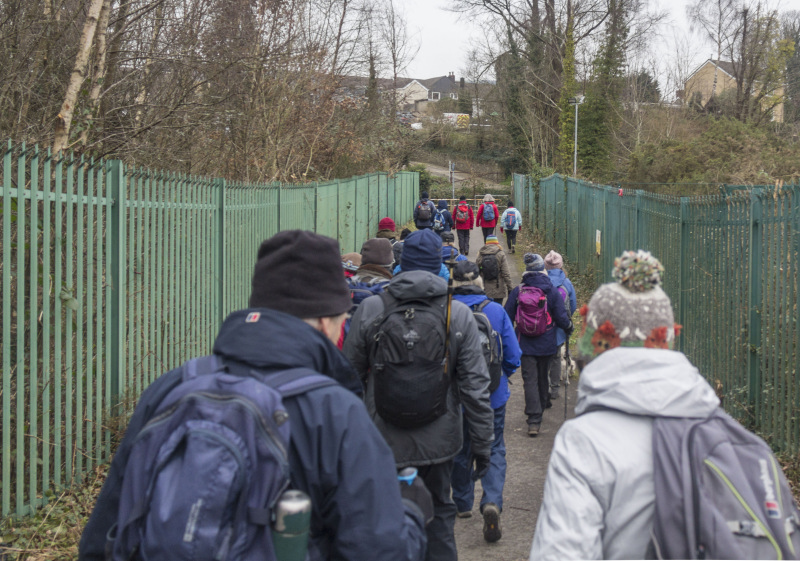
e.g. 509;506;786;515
399;0;798;97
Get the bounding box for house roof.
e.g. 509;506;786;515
686;59;736;83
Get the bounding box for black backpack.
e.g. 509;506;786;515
417;201;432;222
368;292;450;429
471;300;503;394
480;252;500;282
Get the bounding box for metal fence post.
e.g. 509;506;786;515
108;160;126;408
748;190;763;409
679;198;689;352
635;190;643;249
215;178;226;325
277;183;282;232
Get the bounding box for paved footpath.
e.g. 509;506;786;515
453;225;579;561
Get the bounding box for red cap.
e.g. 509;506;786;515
379;217;396;232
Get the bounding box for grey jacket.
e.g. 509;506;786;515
476;244;513;300
343;270;494;466
530;348;719;560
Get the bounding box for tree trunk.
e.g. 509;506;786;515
53;0;105;154
80;0;111;147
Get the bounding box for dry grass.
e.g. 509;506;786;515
0;465;107;560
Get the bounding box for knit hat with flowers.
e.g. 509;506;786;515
577;250;680;362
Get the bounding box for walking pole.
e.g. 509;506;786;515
443;256;457;375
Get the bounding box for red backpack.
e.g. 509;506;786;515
455;204;470;224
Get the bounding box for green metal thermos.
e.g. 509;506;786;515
271;489;312;561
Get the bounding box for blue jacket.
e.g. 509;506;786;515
504;271;572;356
547;269;577;346
394;262;450;280
442;245;467;263
79;309;427;561
454;291;522;409
436;200;455;232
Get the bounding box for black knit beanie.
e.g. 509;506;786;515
249;230;352;318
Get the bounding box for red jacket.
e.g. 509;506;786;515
476;202;500;228
454;202;474;230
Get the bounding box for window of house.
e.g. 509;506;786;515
431;92;440;100
450;93;458;100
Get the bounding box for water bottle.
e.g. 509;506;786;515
272;490;311;561
398;467;418;486
537;296;546;308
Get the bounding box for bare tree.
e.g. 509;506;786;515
53;0;105;154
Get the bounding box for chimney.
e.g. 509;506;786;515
449;72;455;84
459;77;465;89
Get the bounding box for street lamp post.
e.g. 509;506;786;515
568;95;585;177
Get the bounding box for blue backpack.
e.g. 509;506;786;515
345;277;390;336
504;210;517;229
110;356;335;561
483;204;495;222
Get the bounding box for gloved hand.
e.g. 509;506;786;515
399;471;434;525
471;454;491;481
500;227;504;233
565;321;575;336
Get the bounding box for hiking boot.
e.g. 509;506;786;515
528;423;540;437
511;245;515;254
550;388;559;400
456;510;472;519
482;503;502;542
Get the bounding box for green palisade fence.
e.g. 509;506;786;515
516;173;800;455
0;141;418;517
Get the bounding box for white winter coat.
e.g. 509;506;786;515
530;348;720;560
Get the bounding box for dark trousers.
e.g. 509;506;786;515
481;226;494;243
505;229;518;249
418;460;458;561
521;354;554;425
457;229;470;256
452;405;507;513
492;298;504;305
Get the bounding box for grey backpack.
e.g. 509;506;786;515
649;408;800;559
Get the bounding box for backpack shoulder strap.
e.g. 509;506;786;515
264;367;338;398
476;299;491;313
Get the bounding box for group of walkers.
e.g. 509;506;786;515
79;190;800;561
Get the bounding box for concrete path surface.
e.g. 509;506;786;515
452;225;578;561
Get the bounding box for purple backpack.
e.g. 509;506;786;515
516;286;551;337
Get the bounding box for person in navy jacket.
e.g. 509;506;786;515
504;253;573;436
449;261;521;544
80;231;432;561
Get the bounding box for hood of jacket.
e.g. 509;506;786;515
375;229;396;240
387;270;447;300
452;292;488;308
213;308;362;395
437;200;449;210
442;245;461;262
575;347;719;418
480;243;503;256
522;270;552;289
546;268;566;287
